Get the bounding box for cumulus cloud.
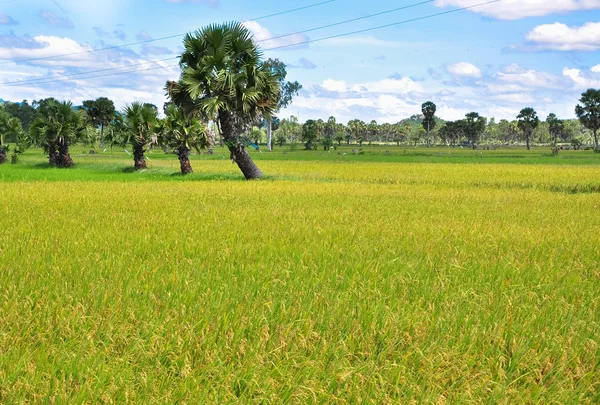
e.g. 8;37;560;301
494;65;564;89
525;21;600;51
445;62;481;78
0;12;18;25
563;67;600;89
40;10;74;29
435;0;600;20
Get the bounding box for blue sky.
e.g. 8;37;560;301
0;0;599;122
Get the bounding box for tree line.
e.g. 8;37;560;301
270;92;600;151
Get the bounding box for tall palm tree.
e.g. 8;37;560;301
29;100;87;168
575;88;600;149
166;22;280;180
517;108;540;151
121;102;158;170
156;104;208;174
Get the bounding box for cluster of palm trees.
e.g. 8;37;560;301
1;23;282;179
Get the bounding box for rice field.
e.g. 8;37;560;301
1;148;599;403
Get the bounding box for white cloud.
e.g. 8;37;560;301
526;21;600;51
592;64;600;73
435;0;600;20
446;62;481;78
562;67;600;89
322;79;347;92
495;66;563;89
243;21;308;50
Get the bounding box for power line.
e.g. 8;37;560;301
3;0;502;87
265;0;434;43
3;57;179;86
0;0;337;66
266;0;502;50
5;0;438;86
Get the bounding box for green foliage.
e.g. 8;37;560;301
264;58;302;112
157;104;208;154
82;97;116;129
275;116;301;147
3;100;37;131
29;100;88;167
302;119;319;149
517;108;540;150
575;88;600;148
167;22;280;142
421;101;437;146
464;112;487;148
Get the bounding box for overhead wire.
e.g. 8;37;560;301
3;0;503;87
5;0;437;86
0;0;337;65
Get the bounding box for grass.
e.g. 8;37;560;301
1;146;599;403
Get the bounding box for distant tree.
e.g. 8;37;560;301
302;119;319;150
517;108;540;151
322;134;333;150
29;100;88;167
367;120;379;144
334;132;345;146
464;112;486;149
575;88;600;149
156;104;208;174
81;97;116;146
9;119;28;163
348;119;366;146
439;120;466;147
264;58;302;151
421;101;437;147
0;107;23;164
120;102;158;170
250;126;266;146
546;113;564;147
275;116;301;147
4;100;38;131
324;116;337;138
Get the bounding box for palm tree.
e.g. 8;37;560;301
165;22;280;180
517;108;540;151
121;102;158;170
575;89;600;149
30;100;87;167
421;101;437;147
156;104;208;174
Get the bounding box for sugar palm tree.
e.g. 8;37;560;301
156;104;208;174
29;100;87;167
120;102;158;170
575;89;600;149
166;22;280;180
517;108;540;151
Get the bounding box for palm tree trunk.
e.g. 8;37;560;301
594;129;598;149
56;140;74;168
219;111;263;180
133;144;147;170
48;144;58;166
267;119;273;152
179;147;193;175
526;132;531;151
